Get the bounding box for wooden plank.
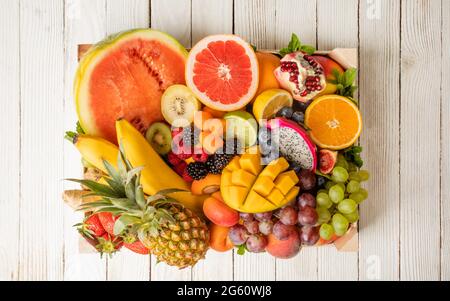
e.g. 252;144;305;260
274;0;318;281
358;0;400;281
233;0;276;281
190;0;234;281
191;0;233;44
19;0;65;280
316;0;358;281
400;0;441;281
234;0;276;49
63;0;107;281
149;0;192;280
442;0;450;281
104;0;151;281
192;250;233;281
106;0;150;34
151;0;191;47
0;0;20;281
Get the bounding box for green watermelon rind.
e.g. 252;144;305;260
74;28;189;137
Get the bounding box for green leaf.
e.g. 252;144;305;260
250;44;257;52
76;121;85;134
288;33;301;51
124;180;136;201
110;198;138;210
300;45;316;55
279;47;290;57
93;207;125;214
66;179;119;197
236;244;247;255
126;166;144;185
103;176;126;196
315;170;332;180
135;184;146;210
113;215;141;235
343;146;364;168
64;131;77;143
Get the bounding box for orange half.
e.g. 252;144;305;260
305;95;362;150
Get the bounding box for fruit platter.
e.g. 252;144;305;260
63;28;370;268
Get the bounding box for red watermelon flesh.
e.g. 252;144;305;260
75;29;188;143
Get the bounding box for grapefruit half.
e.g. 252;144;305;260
185;35;259;111
75;29;188;143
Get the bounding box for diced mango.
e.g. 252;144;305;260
259;157;290;180
274;170;299;195
225;156;241;171
231;169;256;188
252;176;275;197
228;186;249;206
285;186;300;203
267;188;285;205
241;191;276;213
239;152;262;175
221;170;232;186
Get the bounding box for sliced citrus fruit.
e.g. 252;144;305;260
252;89;293;125
253;52;280;99
224;111;258;147
185;35;259;111
305;95;362;150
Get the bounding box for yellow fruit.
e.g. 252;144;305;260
73;134;119;173
274;170;299;195
220;152;299;213
116;119;206;215
232;169;256;188
252;89;293;125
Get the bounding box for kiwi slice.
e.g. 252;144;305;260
145;122;172;155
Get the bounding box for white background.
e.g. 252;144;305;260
0;0;449;280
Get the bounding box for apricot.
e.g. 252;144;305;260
265;230;301;259
191;174;221;195
209;223;234;252
203;118;225;136
254;52;280;100
199;131;224;154
203;192;239;227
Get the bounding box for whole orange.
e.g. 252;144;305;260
253;52;281;101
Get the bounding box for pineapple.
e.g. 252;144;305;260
70;150;209;269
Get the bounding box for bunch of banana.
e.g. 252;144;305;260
69;119;206;216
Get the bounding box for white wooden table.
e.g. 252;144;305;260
0;0;448;281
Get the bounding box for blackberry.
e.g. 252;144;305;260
221;138;242;155
206;154;233;174
186;162;208;180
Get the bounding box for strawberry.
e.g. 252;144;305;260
124;240;150;255
192;147;209;163
167;151;182;166
173;161;187;176
95;233;123;258
98;212;119;235
182;168;194;183
75;213;105;239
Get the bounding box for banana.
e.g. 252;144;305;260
116;119;206;215
72;134;119;173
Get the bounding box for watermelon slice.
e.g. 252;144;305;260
75;29;188;143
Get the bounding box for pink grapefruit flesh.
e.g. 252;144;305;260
186;35;259;111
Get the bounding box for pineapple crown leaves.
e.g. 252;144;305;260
329;68;359;101
67;145;188;239
279;33;316;56
64;121;85;142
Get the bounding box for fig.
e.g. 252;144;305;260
318;149;338;174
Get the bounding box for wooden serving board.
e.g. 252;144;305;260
75;44;359;253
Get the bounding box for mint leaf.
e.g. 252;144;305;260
300;45;316;55
279;33;315;57
343;146;364;168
